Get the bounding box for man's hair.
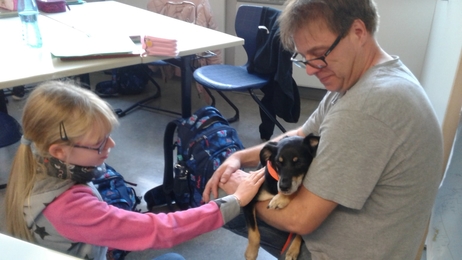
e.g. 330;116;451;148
278;0;379;51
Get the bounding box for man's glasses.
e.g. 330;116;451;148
60;122;109;154
291;34;343;69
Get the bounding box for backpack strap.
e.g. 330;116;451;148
163;119;181;208
198;115;229;129
185;115;228;142
190;106;229;134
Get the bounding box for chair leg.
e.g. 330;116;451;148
201;87;239;123
115;65;182;118
211;93;216;107
248;89;286;133
200;85;216;107
216;90;239;123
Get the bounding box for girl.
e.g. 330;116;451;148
5;81;264;260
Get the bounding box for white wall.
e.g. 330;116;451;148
374;0;436;80
420;0;462;168
421;0;462;126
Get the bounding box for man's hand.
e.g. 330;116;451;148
202;154;242;202
218;169;256;195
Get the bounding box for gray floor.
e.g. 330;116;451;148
0;71;321;260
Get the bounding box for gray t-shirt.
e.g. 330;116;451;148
300;57;443;259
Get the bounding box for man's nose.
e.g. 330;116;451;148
305;66;320;76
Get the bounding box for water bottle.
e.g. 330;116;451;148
17;0;42;48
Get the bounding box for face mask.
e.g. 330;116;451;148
43;157;105;184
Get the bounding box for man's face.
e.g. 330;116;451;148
293;20;358;93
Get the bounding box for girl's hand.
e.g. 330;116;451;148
230;168;265;207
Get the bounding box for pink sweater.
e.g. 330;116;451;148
43;185;224;251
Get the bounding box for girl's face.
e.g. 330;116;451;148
59;124;116;167
66;134;115;167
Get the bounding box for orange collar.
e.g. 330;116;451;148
267;161;279;181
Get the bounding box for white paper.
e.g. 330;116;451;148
49;34;139;58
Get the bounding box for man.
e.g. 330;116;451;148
203;0;444;259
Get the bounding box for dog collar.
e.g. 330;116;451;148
266;161;279;181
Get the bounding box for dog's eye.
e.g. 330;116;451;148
293;157;298;163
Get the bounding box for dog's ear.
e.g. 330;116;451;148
260;141;278;165
303;134;320;156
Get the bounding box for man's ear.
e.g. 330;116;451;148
350;19;368;44
49;144;68;161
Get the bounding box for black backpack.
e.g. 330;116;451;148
116;65;150;95
144;106;245;211
95;65;149;96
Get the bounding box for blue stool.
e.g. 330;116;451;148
0;112;22;189
0;112;21;148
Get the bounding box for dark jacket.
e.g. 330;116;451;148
247;6;300;138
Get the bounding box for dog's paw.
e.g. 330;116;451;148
267;194;290;209
285;246;300;260
285;234;302;260
245;249;258;260
285;253;299;260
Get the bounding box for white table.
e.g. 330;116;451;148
0;1;244;117
0;10;141;89
0;233;82;259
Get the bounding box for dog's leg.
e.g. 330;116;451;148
267;193;294;210
285;234;302;260
244;206;260;260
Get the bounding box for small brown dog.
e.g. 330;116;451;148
243;134;320;260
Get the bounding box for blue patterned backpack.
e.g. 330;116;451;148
144;106;245;211
92;164;141;211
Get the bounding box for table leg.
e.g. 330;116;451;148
0;89;7;114
180;55;194;118
78;73;91;89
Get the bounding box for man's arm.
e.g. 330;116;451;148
256;185;338;235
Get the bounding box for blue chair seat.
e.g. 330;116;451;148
194;65;270;91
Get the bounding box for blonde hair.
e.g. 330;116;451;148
5;81;118;241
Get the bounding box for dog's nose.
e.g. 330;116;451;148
279;178;292;192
